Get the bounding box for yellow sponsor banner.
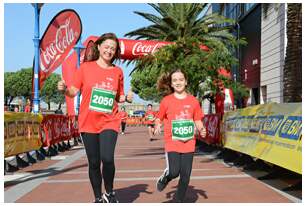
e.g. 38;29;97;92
223;103;302;174
4;112;43;157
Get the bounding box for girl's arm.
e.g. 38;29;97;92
195;120;206;138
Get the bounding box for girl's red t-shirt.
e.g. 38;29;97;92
145;110;156;124
72;61;124;133
156;94;204;153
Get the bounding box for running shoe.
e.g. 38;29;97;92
102;191;119;203
156;169;170;192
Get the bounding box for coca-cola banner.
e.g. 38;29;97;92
39;9;82;87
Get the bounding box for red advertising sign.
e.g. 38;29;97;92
39;9;82;87
196;114;221;145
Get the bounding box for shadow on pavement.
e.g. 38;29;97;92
162;185;207;203
4;163;88;187
115;184;153;202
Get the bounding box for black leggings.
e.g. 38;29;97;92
165;152;194;202
121;122;126;133
81;130;118;199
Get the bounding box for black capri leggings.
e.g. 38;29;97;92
166;152;194;202
81;130;118;199
121;122;126;133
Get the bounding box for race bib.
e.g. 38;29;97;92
147;114;154;121
89;87;115;113
172;119;195;142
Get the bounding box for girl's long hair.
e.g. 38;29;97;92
157;69;188;96
88;33;121;63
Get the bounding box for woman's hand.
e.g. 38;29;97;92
58;78;66;92
126;88;133;103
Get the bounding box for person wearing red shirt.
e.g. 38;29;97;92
58;33;133;203
215;87;225;119
144;104;156;141
154;69;206;203
118;107;128;134
24;98;31;113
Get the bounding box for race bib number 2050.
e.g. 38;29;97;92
172;119;194;142
89;88;115;113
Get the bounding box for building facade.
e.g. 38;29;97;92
209;3;287;105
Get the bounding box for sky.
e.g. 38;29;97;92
4;3;158;103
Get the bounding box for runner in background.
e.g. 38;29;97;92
58;33;133;203
144;104;156;141
154;69;206;203
118;106;128;134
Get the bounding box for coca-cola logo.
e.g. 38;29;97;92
132;42;166;56
37;9;82;88
40;18;78;72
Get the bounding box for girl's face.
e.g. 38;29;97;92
98;39;117;63
171;71;187;93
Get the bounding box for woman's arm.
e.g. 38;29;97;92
58;79;79;98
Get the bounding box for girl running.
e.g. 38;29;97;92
154;69;206;202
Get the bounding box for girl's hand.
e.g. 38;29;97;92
199;127;207;138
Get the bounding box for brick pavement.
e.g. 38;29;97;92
4;126;300;203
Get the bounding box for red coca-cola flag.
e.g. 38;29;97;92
39;9;82;87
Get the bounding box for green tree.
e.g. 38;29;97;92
4;68;33;105
4;72;16;105
125;3;247;101
41;73;65;110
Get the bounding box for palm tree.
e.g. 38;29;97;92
125;3;247;101
283;4;302;102
125;3;240;49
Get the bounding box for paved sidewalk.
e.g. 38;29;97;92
4;127;301;203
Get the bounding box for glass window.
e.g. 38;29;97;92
245;3;255;12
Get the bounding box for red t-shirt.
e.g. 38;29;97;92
118;111;128;123
156;94;204;153
72;61;124;133
24;105;31;113
145;110;156;124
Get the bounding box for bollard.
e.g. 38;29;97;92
16;154;29;168
5;160;19;173
26;151;37;164
35;150;45;161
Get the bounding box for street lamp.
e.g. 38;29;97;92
74;38;85;115
32;3;44;114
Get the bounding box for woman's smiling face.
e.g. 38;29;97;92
98;39;117;63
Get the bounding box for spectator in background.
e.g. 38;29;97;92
14;106;19;112
24;98;32;113
215;87;225;119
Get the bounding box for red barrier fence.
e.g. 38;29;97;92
40;114;79;147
